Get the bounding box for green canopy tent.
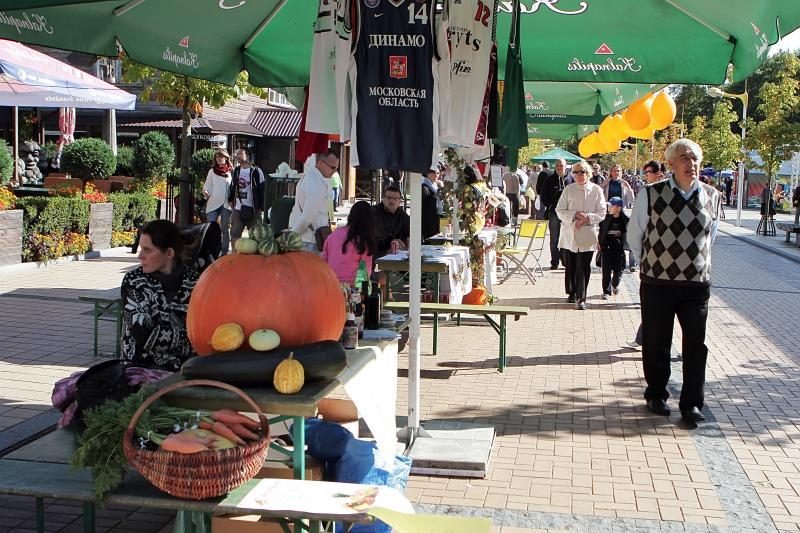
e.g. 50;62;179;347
527;123;596;141
0;2;797;87
532;147;583;163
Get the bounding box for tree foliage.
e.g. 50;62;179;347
132;131;174;186
744;55;800;181
0;139;13;185
517;138;548;167
695;100;741;172
61;138;116;181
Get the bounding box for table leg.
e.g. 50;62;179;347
293;416;305;480
93;303;99;358
83;502;95;533
35;497;44;533
114;302;122;359
432;273;439;355
499;315;507;373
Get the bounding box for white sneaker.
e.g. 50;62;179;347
601;293;609;300
627;341;641;349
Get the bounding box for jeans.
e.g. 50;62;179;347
640;282;710;411
563;250;593;301
206;206;231;255
601;249;623;294
300;241;320;255
332;187;341;208
230;208;262;249
628;250;638;269
547;210;562;267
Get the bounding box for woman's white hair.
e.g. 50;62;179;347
572;160;593;177
665;138;703;163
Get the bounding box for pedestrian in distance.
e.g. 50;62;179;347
598;197;629;300
627;139;722;425
228;147;266;250
555;160;607;310
540;158;570;269
202;149;233;256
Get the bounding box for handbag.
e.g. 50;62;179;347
315;225;332;252
239;204;255;222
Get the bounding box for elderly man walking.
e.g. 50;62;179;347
627;139;722;425
539;158;569;269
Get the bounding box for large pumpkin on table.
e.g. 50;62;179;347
187;252;345;355
463;287;488;306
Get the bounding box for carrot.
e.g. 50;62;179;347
230;422;259;441
212;421;245;445
161;434;209;454
211;409;259;429
198;420;214;431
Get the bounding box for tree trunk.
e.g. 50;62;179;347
178;89;192;226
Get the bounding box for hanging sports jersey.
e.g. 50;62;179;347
438;0;495;150
307;0;353;137
349;0;440;172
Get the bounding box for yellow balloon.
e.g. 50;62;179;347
582;132;600;155
595;131;619;153
578;136;594;158
651;90;677;130
610;114;628;141
599;115;618;143
625;92;655;131
630;124;656;140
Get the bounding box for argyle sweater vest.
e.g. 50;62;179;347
640;181;721;287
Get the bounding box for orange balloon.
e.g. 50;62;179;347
625;92;655;130
651;91;677;130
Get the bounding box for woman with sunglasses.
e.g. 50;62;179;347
555;161;607;310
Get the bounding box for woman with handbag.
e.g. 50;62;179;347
556;160;607;310
322;201;377;283
202;149;233;255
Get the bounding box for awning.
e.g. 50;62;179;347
120;117;263;137
248;109;302;138
0;39;135;110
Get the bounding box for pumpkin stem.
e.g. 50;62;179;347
287;352;294;360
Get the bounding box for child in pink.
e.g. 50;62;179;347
322;201;376;283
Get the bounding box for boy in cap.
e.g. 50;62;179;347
598;196;629;299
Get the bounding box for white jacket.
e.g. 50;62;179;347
288;166;332;243
203;169;232;212
555;182;607;253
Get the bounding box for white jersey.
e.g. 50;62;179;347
306;0;353;138
438;0;495;150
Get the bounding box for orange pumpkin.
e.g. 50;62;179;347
463;287;488;306
187;252;346;355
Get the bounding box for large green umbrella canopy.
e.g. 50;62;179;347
527;123;596;140
0;2;797;86
532;147;582;163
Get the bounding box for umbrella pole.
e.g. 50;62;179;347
407;171;422;445
105;109;117;156
12;106;18;185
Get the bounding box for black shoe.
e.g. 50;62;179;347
681;407;705;423
567;294;576;303
550;263;559;270
646;399;670;416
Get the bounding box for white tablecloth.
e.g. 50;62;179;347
477;228;498;290
378;245;473;304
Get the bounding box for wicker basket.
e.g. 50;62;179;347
123;379;270;500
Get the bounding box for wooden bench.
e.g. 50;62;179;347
78;295;122;358
383;301;528;372
776;223;800;247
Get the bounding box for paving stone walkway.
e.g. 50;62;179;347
0;207;799;532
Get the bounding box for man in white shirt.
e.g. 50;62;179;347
289;150;338;252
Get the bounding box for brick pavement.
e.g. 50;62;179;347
0;212;799;531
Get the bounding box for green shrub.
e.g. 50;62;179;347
61;138;116;181
115;145;135;176
132;131;175;187
108;191;158;232
0;139;13;185
191;148;216;184
16;196;91;237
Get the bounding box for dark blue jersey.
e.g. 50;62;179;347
349;0;439;171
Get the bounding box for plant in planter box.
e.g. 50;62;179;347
132;131;175;190
61;138;116;182
0;139;13;185
63;232;91;255
114;145;135;177
0;186;15;210
82;182;108;203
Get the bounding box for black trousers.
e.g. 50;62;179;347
563;250;593;301
601;249;624;294
547;211;562;267
640;282;711;411
507;193;519;218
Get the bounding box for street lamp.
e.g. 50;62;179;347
706;85;748;227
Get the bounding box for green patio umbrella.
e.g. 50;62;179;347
532;147;582;163
527;123;596;141
0;2;797;87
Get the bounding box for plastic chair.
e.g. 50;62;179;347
498;219;548;284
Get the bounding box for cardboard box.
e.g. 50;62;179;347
212;514;291;533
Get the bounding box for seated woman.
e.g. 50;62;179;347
322;200;376;284
121;220;199;371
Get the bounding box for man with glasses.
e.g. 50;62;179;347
373;185;410;257
289;150;338;252
539;158;569;269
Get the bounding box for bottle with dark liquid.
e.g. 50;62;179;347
365;281;382;330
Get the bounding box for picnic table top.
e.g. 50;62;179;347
0;428;380;523
384;301;529;316
776;222;800;230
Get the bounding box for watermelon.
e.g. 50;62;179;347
258;239;279;257
250;220;271;243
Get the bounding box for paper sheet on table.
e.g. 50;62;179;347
368;507;492;533
236;479;414;516
339;345;398;467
